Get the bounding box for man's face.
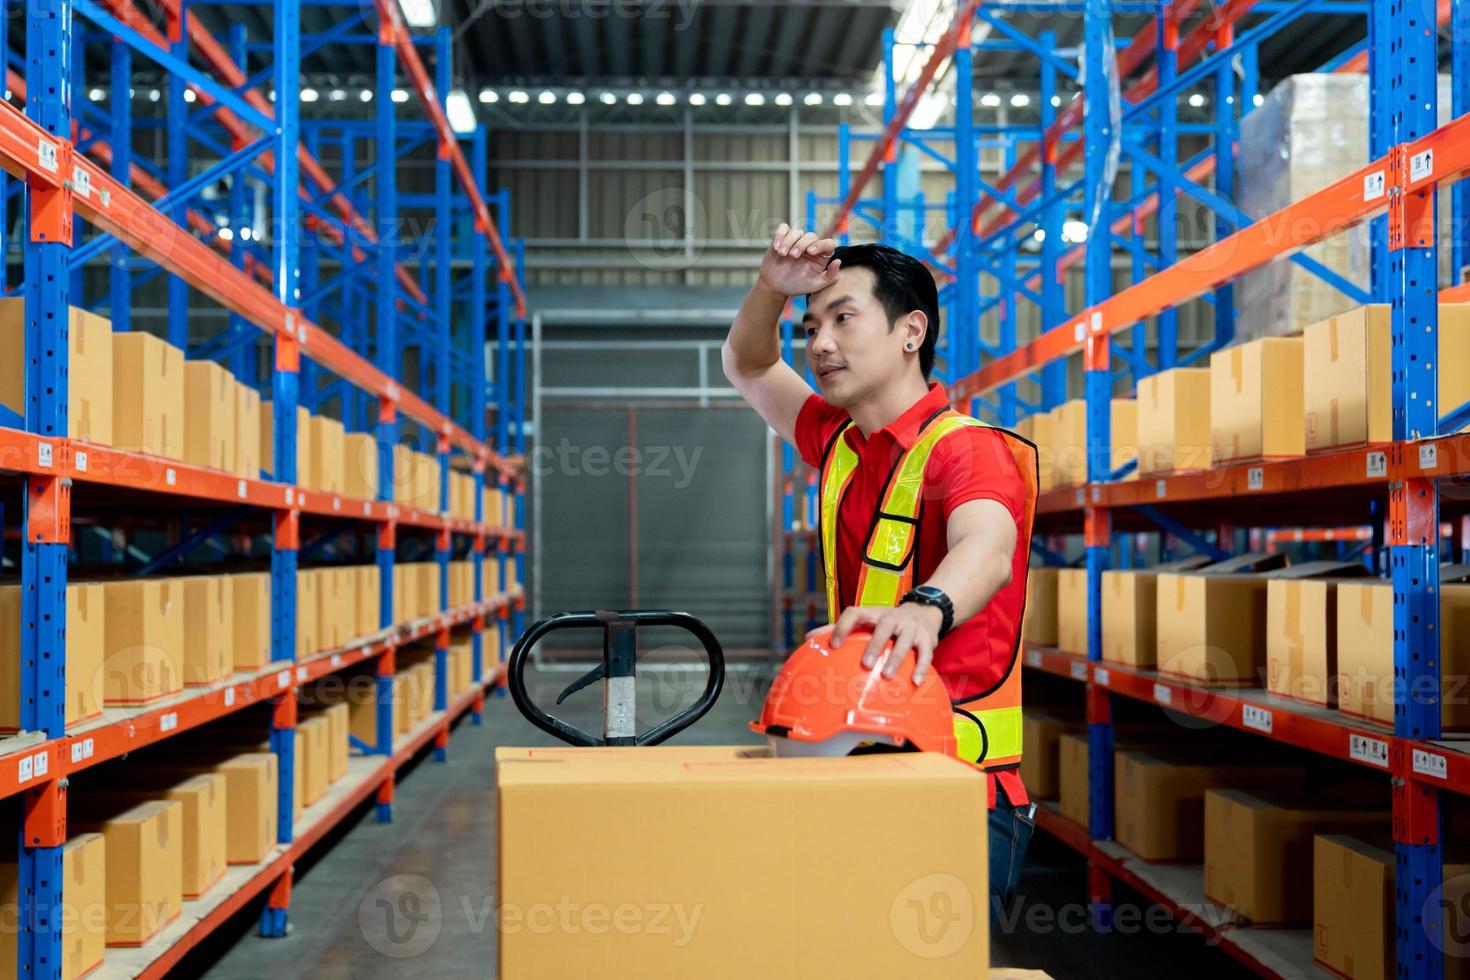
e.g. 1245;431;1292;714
802;266;916;408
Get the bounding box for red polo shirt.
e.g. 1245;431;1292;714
795;381;1029;703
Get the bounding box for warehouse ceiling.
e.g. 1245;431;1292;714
155;2;1384;118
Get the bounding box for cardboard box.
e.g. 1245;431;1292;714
497;748;987;978
1137;367;1212;476
1204;788;1386;925
112;332;184;459
419;562;442;619
1058;731;1091;827
1056;568;1087;655
1114;751;1303;861
1048;398;1140;487
182;575;230;688
183;359;236;472
344;671;380;749
1022;710;1083;801
296;568;319;660
299;714;330;807
259;403;311;483
1304;304;1470;451
234;382;261;478
1210;337;1306;464
163;773;227;898
0;582;106;731
1101;559;1212;668
307;702;349;783
4;834;111;979
1337;578;1470;727
1156;556;1291;685
344;432;379;501
1022;567;1059;647
1267;567;1373;706
1313;836;1395;980
309;414;346;494
314;566;343;652
102;577;185;705
0;298;114;445
63;833;107;978
231;572;271;672
354;563;381;638
134;753;277;865
76;799;183;946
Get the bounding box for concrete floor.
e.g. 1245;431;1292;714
185;664;1252;979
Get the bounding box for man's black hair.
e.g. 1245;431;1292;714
810;243;940;379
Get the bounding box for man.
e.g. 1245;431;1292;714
722;223;1038;910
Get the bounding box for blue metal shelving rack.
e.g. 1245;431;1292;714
785;2;1470;976
4;0;529;973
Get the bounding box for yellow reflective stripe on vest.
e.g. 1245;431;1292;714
855;414;991;609
819;424;861;621
953;705;1024;766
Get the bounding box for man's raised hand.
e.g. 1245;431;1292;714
758;223;841;298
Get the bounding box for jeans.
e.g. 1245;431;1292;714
989;787;1035;915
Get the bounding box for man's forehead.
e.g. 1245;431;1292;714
803;266;877;320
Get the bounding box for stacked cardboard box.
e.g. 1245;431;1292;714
1211;337;1306;464
0;582;104;731
496;747;988;978
448;560;474;608
1114;751;1303;861
1137;367;1211;476
1101;557;1211;667
114;332;186;460
1337;568;1470;727
1021;709;1083;801
1021;567;1059;647
1;833;108;978
101;577;186;706
1204;788;1385;925
296;568;320;660
299;701;349;785
71;799;183;947
1047;398;1139;487
231;572;271;672
1304;304;1470;451
343;432;379;500
183;360;236;472
1266;563;1374;706
0;300;114;446
182;575;231;688
353;564;382;638
1056;568;1088;655
235;383;261;479
1156;554;1289;685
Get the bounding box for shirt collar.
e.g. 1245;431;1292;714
877;381;953;450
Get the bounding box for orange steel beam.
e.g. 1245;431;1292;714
8;68;275;288
0;97;498;461
374;0;527;318
948;112;1470;399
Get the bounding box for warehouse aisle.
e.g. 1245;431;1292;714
189;667;1250;980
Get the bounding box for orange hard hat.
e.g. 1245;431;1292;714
750;625;957;758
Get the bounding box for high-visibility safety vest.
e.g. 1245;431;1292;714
817;407;1039;772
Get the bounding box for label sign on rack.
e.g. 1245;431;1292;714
224;687;235;708
1094;667;1110;687
1242;704;1273;734
1413;748;1448;781
1364;170;1386;201
69;738;94;764
37;443;52;469
1366;451;1387;479
1025;649;1042;669
74;450;87;472
73;165;91;199
1349;734;1390;768
1069;661;1088;682
159;712;178;733
1247;467;1264;491
1411;149;1435;182
1153;683;1172;706
1155;480;1167;499
1420;444;1438;471
37;138;58;173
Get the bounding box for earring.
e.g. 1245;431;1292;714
906;343;915;350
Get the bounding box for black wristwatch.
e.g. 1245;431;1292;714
900;586;954;639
